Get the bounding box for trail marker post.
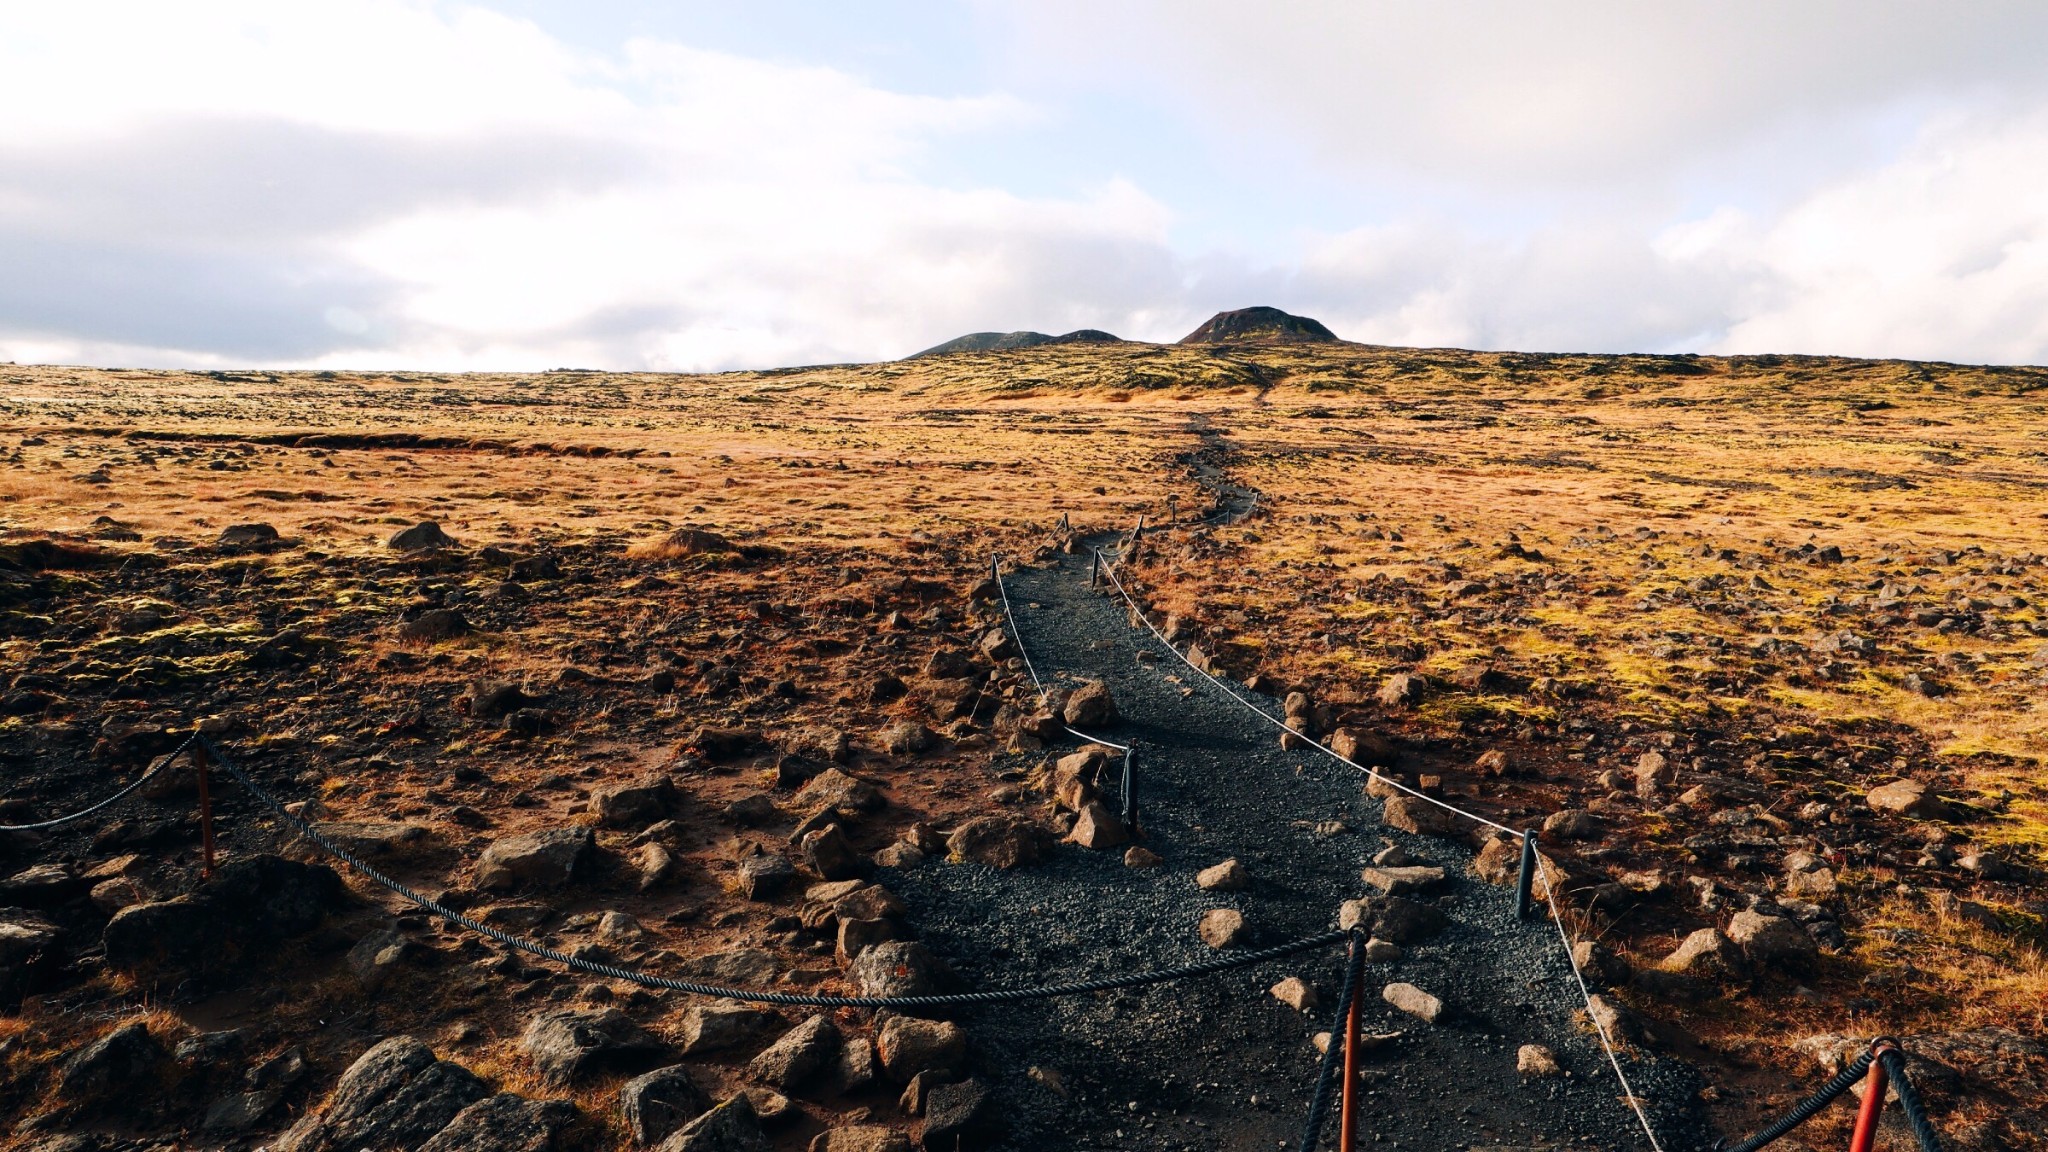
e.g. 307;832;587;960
1514;829;1538;919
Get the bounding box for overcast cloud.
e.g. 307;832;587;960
2;1;2046;370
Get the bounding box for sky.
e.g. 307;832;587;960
5;1;2048;371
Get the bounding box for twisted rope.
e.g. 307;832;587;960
1718;1049;1874;1152
204;735;1344;1008
0;732;197;831
1877;1048;1947;1152
1296;931;1366;1152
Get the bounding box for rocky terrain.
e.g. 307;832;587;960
1;323;2045;1150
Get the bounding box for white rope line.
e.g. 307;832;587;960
1093;548;1515;836
1543;884;1668;1152
992;555;1130;753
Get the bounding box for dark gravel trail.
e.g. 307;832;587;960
887;542;1707;1151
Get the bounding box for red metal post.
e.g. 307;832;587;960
1339;962;1362;1152
193;743;216;880
1847;1045;1891;1152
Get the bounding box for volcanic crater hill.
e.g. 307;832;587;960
1177;306;1338;345
907;329;1123;358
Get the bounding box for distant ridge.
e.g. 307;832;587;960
1178;306;1338;345
907;328;1122;359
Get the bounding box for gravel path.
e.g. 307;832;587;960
886;541;1707;1151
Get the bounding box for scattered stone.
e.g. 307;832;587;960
1338;896;1446;945
592;776;677;829
276;1037;488;1152
946;816;1051;868
836;917;906;966
797;768;883;813
1382;982;1445;1024
397;608;472;642
1584;993;1642;1044
920;1078;1000;1152
739;854;798;900
1048;746;1109;810
0;908;60;1005
1327;727;1393;768
347;928;411;992
522;1008;668;1086
1198;908;1247;949
1123;846;1163;868
1378;673;1423;707
679;1003;782;1055
1061;681;1118;727
1517;1044;1562;1077
655;1094;767;1152
725;794;779;826
801;824;862;881
1381;793;1458;837
747;1015;839;1092
877;1017;968;1082
205;1088;284;1133
1473;748;1511;776
638;842;678;891
1727;909;1818;972
304;820;431;858
476;827;592;890
389;521;458;550
58;1022;164;1103
851;942;952;1000
880;721;936;756
596;910;647;946
1542;809;1601;840
419;1095;576;1152
1572;940;1630;987
1364;938;1404;963
1066;801;1128;849
1360;865;1447;896
217;523;281;550
1867;779;1945;819
1270;976;1319;1012
811;1128;913;1152
1470;837;1519;884
1196;858;1249;891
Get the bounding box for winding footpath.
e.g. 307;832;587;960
888;541;1706;1150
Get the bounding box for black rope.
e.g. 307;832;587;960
1296;931;1366;1152
1878;1049;1946;1152
202;735;1347;1008
0;732;196;831
1719;1050;1874;1152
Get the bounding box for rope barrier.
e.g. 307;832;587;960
0;732;196;831
1719;1049;1875;1152
203;734;1344;1008
1091;548;1517;837
1878;1047;1947;1152
1296;932;1366;1152
1541;884;1667;1152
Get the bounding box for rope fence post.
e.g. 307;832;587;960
1514;829;1538;919
1849;1040;1895;1152
193;739;217;880
1090;550;1100;587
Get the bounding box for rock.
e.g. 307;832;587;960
738;854;798;900
654;1094;768;1152
851;942;952;1000
1061;681;1118;727
205;1088;284;1132
947;816;1050;868
783;726;851;765
1634;750;1671;798
389;521;458;550
217;522;281;549
748;1015;839;1092
1727;910;1817;972
797;768;885;814
1517;1044;1562;1077
1196;858;1249;891
639;842;679;891
1382;982;1444;1024
801;825;862;881
880;722;936;756
0;862;85;908
1660;928;1743;980
1327;727;1392;767
1338;896;1446;945
679;949;779;985
1378;673;1423;707
0;908;61;1005
397;608;472;641
877;1017;967;1082
418;1095;576;1152
976;629;1016;662
1364;937;1404;962
277;1037;488;1152
1381;793;1458;837
89;876;147;914
725;794;779;826
1473;749;1512;776
304;820;431;858
1270;976;1319;1012
823;1034;877;1096
522;1008;668;1087
836;917;906;966
347;929;411;992
1067;801;1128;849
103;854;343;976
679;1003;782;1055
1470;837;1519;884
58;1022;164;1103
1867;779;1945;819
1814;629;1876;657
622;1065;713;1146
1542;809;1601;840
477;827;592;890
811;1127;912;1152
1360;865;1447;896
176;1030;246;1065
1049;746;1110;809
1198;908;1247;949
1123;846;1163;868
920;1078;1001;1152
1584;993;1641;1043
592;777;677;830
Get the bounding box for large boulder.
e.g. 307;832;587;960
1061;682;1118;727
876;1018;967;1083
851;942;953;1001
1866;779;1945;819
522;1008;668;1086
747;1015;839;1092
591;777;677;830
654;1094;766;1152
278;1037;489;1152
946;816;1050;869
1727;910;1817;973
57;1022;165;1104
103;854;344;978
389;521;458;551
0;909;62;1006
418;1095;578;1152
620;1065;712;1146
475;827;593;890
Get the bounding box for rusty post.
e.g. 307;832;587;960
1339;940;1363;1152
193;740;216;880
1847;1041;1892;1152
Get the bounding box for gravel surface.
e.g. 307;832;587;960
885;540;1709;1151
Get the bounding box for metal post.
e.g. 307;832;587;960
1848;1043;1891;1152
1514;829;1538;919
1090;550;1100;587
1120;750;1138;833
1339;937;1363;1152
1134;513;1146;539
193;742;217;880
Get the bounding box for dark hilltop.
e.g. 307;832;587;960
1177;305;1338;345
907;328;1122;358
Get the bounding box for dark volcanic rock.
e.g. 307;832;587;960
654;1093;766;1152
621;1065;713;1146
920;1078;1002;1150
277;1036;489;1152
419;1094;578;1152
522;1008;668;1086
58;1022;165;1104
1177;306;1337;345
907;329;1122;358
103;854;343;977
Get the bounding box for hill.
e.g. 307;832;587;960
907;328;1121;358
1178;305;1339;344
